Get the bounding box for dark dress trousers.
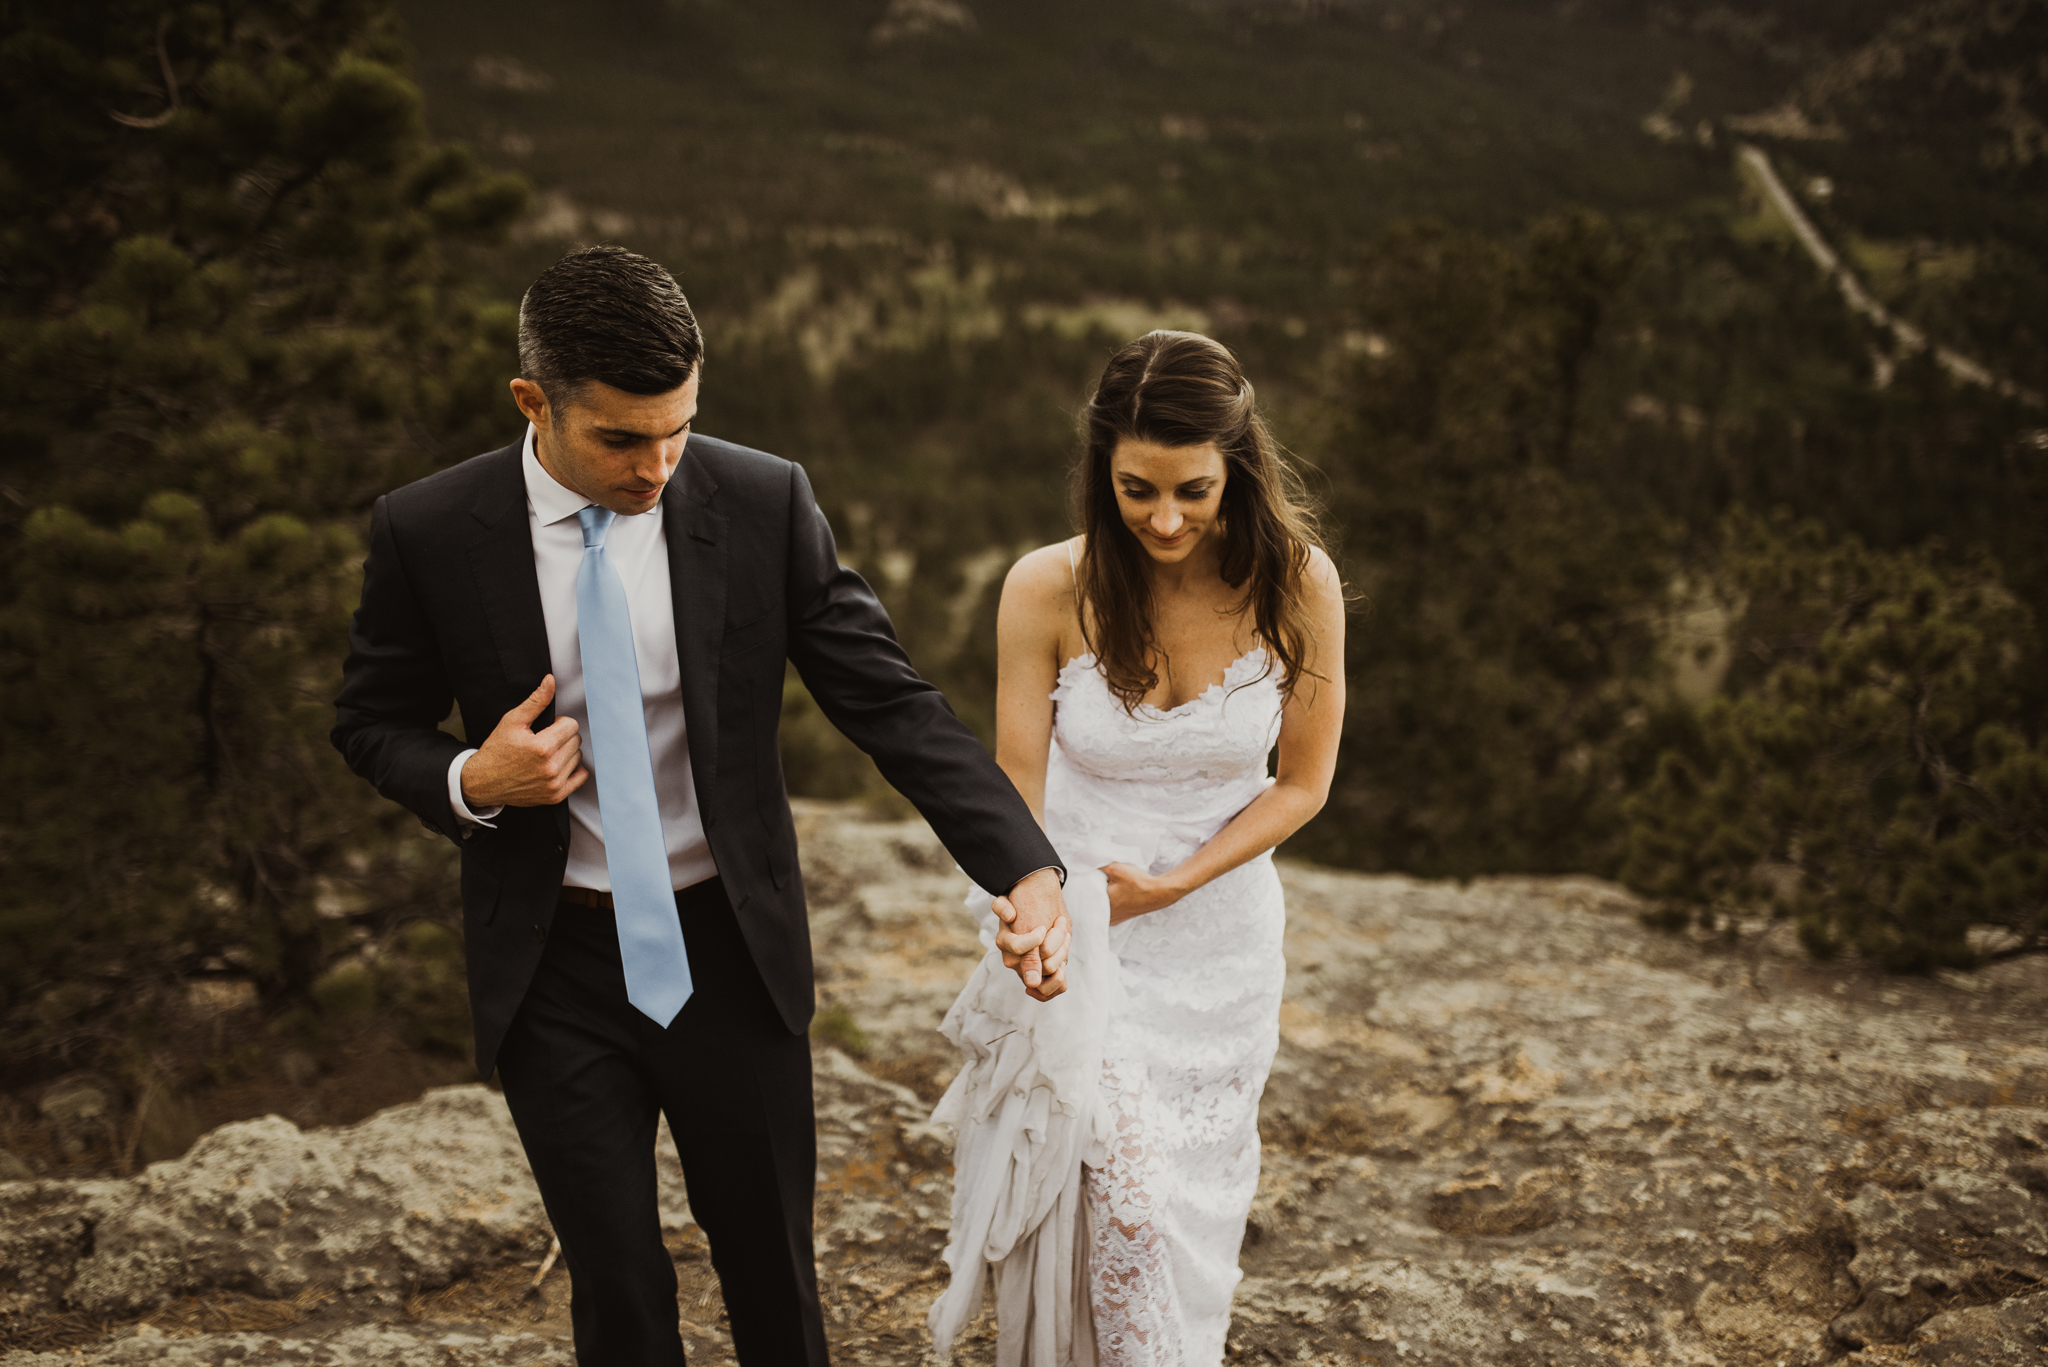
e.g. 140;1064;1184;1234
331;434;1059;1365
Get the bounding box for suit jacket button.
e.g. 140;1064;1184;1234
532;923;546;943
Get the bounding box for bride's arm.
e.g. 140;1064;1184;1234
985;543;1080;991
1106;548;1347;922
992;543;1074;826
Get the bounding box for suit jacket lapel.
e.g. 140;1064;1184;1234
467;443;553;698
465;442;569;845
667;440;729;798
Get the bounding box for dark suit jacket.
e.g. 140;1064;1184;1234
332;434;1059;1076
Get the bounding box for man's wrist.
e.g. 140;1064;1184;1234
1010;864;1065;894
447;750;502;827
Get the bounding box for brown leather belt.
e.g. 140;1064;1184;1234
559;881;706;911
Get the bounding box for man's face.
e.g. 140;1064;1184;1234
511;365;701;516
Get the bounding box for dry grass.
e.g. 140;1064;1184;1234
0;1286;333;1351
0;1309;115;1353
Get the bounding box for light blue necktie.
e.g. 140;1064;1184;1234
576;505;693;1026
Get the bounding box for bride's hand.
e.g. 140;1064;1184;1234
1102;862;1180;924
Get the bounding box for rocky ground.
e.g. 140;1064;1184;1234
2;800;2044;1365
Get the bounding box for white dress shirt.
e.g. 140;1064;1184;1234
447;425;719;892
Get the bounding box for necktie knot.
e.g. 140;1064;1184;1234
577;505;617;549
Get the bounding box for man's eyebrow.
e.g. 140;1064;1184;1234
594;414;696;440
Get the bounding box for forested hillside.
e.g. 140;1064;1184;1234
400;0;2047;872
0;0;2039;1121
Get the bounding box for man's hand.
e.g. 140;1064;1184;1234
459;675;588;808
993;867;1071;1001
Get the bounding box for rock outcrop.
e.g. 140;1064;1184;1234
2;800;2043;1364
802;806;2048;1366
1911;1286;2048;1364
1228;867;2048;1365
4;1324;570;1366
1;1087;549;1319
0;1086;693;1323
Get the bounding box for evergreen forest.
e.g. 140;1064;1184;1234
2;0;2043;1117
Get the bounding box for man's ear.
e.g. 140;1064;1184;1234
510;377;551;430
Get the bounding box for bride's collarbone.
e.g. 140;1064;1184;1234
1065;591;1262;711
1089;632;1263;714
1152;594;1258;691
1142;641;1262;711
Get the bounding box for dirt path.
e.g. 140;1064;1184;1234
1737;141;2040;406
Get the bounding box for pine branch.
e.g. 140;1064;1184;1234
108;16;182;130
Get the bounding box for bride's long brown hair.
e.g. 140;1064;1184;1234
1074;330;1329;711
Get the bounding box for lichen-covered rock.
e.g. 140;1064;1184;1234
1829;1162;2048;1347
0;1087;549;1317
7;802;2046;1364
0;1322;571;1366
0;1084;698;1324
116;1088;540;1313
803;809;2048;1364
0;1175;126;1318
1206;868;2048;1365
1911;1287;2048;1364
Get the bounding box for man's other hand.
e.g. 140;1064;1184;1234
994;867;1071;1001
460;675;588;808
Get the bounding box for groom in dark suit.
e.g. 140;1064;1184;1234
332;245;1070;1365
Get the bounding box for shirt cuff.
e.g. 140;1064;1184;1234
447;750;503;828
1014;864;1065;890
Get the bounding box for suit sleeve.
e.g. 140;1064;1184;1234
331;495;466;843
781;463;1062;894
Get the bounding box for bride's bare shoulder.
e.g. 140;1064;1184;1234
1000;540;1086;661
1302;543;1343;604
1002;538;1082;607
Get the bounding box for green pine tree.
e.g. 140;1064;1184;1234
1623;511;2047;968
1296;212;1680;877
0;0;526;1063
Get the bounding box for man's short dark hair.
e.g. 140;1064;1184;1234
517;245;703;408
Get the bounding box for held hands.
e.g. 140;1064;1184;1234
1102;862;1180;925
459;675;589;808
992;867;1072;1001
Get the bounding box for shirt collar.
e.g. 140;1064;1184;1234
522;424;595;528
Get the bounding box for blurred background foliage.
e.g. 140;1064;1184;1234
0;0;2041;1126
1625;510;2047;970
0;0;527;1126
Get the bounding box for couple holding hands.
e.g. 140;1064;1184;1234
332;245;1343;1367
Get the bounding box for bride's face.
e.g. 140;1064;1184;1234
1110;438;1228;566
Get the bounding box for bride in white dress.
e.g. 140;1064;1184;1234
929;331;1346;1366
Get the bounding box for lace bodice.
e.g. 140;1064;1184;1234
1044;649;1284;873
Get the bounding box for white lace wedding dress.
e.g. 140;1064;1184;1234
929;649;1288;1367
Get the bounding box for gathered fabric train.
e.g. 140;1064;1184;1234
930;650;1288;1367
